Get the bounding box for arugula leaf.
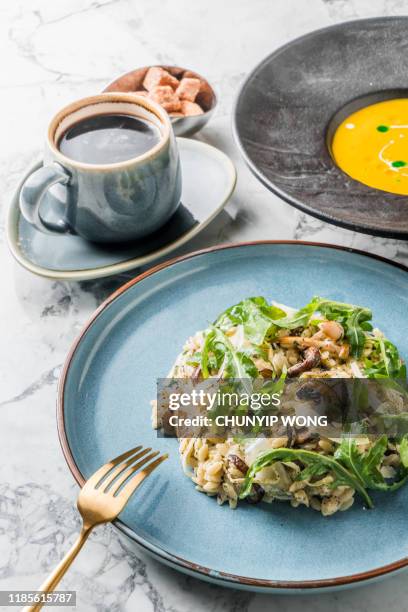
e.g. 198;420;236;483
399;436;408;468
186;352;201;367
318;299;372;358
201;326;258;383
297;462;329;481
334;436;408;491
270;296;323;330
334;436;386;489
344;310;371;357
239;447;374;508
258;371;287;398
214;297;286;345
364;338;406;379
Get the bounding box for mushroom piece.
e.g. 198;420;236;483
278;335;347;357
246;483;265;504
228;454;249;474
295;381;344;421
295;427;314;445
287;346;321;377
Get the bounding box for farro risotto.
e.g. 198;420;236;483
152;296;408;516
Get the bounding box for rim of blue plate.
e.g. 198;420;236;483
57;240;408;590
232;16;408;239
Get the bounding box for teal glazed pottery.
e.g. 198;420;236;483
19;92;181;243
7;138;236;280
58;242;408;592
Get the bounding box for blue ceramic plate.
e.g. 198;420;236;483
58;242;408;592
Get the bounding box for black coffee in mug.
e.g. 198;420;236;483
58;113;161;164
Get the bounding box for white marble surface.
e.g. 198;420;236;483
1;0;408;610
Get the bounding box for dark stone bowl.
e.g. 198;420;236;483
233;17;408;239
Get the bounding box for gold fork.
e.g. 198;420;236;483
23;446;168;612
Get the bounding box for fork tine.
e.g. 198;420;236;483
100;447;152;490
115;454;168;500
108;450;160;494
85;445;143;489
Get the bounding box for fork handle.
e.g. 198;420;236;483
23;526;93;612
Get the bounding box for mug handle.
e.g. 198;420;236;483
19;162;72;234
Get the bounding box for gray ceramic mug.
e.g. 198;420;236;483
19;92;182;243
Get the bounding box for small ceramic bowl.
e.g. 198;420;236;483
104;65;217;137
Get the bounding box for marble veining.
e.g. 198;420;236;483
1;0;408;610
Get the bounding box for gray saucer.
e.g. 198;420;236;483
233;17;408;239
7;138;236;280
